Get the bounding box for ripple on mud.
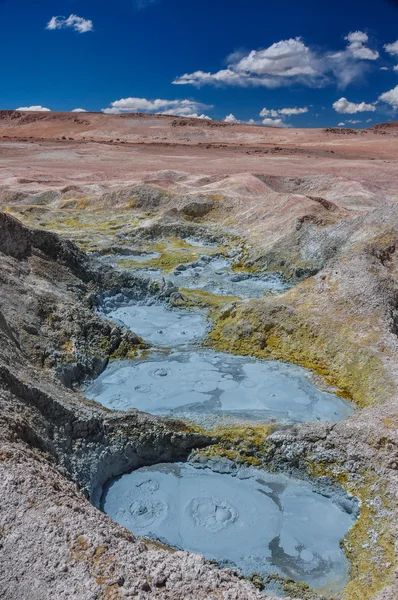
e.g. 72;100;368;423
102;461;356;594
103;303;208;347
85;350;354;426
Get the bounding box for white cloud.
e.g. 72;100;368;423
346;119;362;123
262;117;284;126
344;31;379;60
102;97;212;118
174;38;325;88
378;85;398;109
338;122;345;126
224;113;239;123
394;65;398;72
279;107;309;115
260;106;308;117
72;108;87;113
366;118;373;122
173;31;381;89
346;31;368;44
259;106;308;127
384;40;398;57
332;97;376;113
260;108;279;117
160;111;212;119
233;39;320;78
174;69;253;87
380;66;389;71
46;15;93;33
16;106;51;112
192;113;212;120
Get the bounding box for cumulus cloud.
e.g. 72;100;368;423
279;107;309;115
332;97;376;113
173;31;380;89
260;108;279;118
338;122;346;126
378;85;398;108
327;32;379;87
259;106;308;127
384;41;398;72
384;40;398;56
16;106;51;112
46;15;93;33
71;108;87;112
157;109;212;119
344;31;379;60
174;38;325;88
174;69;252;87
260;106;308;117
190;113;212;119
262;117;285;126
102;97;212;119
224;113;239;123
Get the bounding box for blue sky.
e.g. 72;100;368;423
1;0;398;127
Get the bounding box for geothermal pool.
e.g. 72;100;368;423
169;255;288;298
85;349;354;427
101;249;288;298
101;461;356;594
102;303;208;347
92;253;357;594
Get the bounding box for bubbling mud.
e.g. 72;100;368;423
102;461;357;594
85;350;354;427
169;255;287;298
102;250;288;298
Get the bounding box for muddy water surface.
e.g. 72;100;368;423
86;350;354;427
93;233;357;595
104;303;208;347
102;461;356;595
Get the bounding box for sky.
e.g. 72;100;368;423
1;0;398;127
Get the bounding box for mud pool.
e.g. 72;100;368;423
101;303;208;347
92;247;357;594
169;255;287;298
85;350;354;427
101;249;288;298
101;461;357;594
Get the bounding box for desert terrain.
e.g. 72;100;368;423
1;110;398;600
